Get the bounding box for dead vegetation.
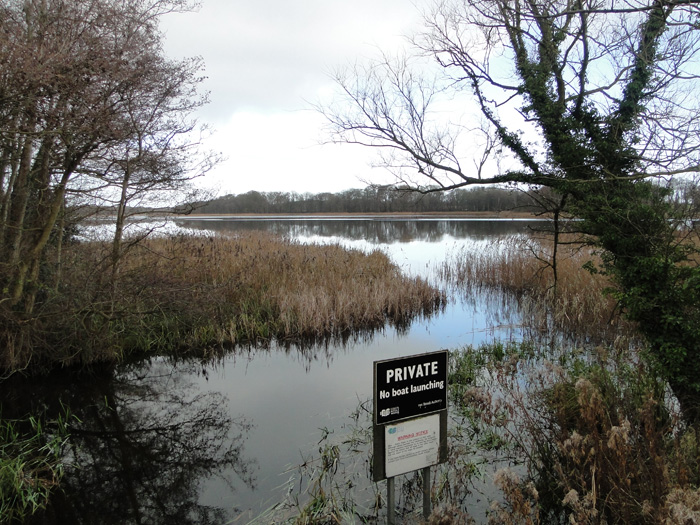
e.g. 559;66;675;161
439;234;633;344
1;231;444;370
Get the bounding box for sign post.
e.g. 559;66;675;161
373;350;448;523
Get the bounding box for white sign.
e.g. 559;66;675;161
384;414;440;478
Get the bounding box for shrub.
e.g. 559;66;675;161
449;342;700;524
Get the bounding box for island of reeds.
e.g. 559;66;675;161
2;231;445;371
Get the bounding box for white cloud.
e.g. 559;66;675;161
202;110;395;195
159;0;427;194
162;0;422;115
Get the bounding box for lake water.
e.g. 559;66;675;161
4;217;545;524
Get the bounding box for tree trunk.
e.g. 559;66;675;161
11;165;73;313
112;162;132;284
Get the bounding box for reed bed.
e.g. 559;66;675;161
439;234;631;343
3;231;444;369
133;231;445;340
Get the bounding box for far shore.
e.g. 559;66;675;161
171;210;543;220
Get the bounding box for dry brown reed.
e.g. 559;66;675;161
439;234;631;343
1;231;444;369
142;231;444;339
448;343;700;525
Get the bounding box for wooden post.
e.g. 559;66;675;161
387;477;395;525
422;466;431;519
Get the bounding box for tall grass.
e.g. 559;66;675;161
1;231;444;370
0;413;69;522
120;232;444;343
439;234;632;343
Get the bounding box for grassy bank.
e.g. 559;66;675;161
0;231;444;371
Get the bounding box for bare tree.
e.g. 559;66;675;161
322;0;700;189
320;0;700;421
0;0;215;314
86;52;217;282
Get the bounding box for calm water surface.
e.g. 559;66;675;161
6;218;544;524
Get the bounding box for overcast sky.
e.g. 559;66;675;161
160;1;428;197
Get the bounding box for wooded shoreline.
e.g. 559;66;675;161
175;211;541;219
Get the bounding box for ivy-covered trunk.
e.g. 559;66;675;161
572;180;700;423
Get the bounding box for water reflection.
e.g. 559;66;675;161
177;217;544;244
3;218;548;523
2;360;255;525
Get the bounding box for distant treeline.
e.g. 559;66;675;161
197;187;540;214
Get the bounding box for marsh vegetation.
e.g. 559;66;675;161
3;0;700;520
439;233;633;344
4;217;700;524
2;230;443;371
248;221;700;524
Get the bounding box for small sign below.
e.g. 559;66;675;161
374;350;448;425
385;414;440;478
